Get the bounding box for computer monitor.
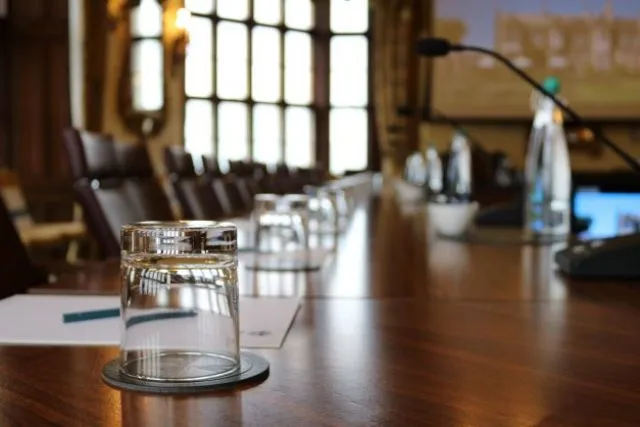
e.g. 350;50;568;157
573;186;640;240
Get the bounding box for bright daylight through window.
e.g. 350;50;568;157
182;0;370;174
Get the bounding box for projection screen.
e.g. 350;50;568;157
431;0;640;119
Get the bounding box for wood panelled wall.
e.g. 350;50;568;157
0;0;73;221
0;13;8;166
372;0;429;177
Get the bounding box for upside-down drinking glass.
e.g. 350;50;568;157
119;221;239;382
316;186;349;233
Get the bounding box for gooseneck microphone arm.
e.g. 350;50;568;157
418;38;640;174
431;109;486;151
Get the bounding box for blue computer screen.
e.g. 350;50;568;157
574;187;640;239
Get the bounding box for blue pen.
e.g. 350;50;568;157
62;308;198;327
63;308;121;324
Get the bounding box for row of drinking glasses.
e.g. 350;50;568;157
115;179;365;384
250;186;351;253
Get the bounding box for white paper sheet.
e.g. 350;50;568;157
0;295;299;349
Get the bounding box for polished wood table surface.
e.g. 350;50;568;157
3;186;640;426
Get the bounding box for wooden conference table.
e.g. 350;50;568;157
2;185;640;426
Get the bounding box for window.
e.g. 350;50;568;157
129;0;164;113
183;0;370;173
329;0;369;175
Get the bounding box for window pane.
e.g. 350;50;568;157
285;31;312;104
285;70;312;105
131;39;163;112
184;100;214;155
185;0;215;14
131;0;162;37
285;0;313;30
330;36;368;107
217;0;248;20
218;102;248;162
217;22;248;99
253;104;282;164
330;0;368;33
185;17;214;97
330;108;368;175
285;107;314;167
252;26;281;102
254;0;281;25
285;31;312;70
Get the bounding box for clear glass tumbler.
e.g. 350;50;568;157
120;221;239;382
252;193;282;252
318;186;349;233
279;194;311;252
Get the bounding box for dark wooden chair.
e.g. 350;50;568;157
114;142;175;221
164;146;221;220
202;155;252;216
63;128;143;258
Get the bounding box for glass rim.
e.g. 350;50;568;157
281;194;310;201
254;193;280;200
121;220;237;231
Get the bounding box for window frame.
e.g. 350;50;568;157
182;0;373;172
119;0;167;137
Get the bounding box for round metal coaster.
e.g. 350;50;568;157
101;352;269;394
439;227;567;246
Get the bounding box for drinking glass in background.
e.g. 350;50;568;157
251;193;291;252
303;185;326;231
251;193;281;252
318;186;350;233
279;193;311;254
119;221;239;382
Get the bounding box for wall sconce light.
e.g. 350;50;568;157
106;0;133;31
171;7;191;75
107;0;167;31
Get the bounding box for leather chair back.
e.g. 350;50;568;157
164;147;219;220
63;128;119;180
203;155;253;214
63;128;145;257
115;142;174;221
201;155;223;178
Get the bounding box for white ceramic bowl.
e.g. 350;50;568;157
393;179;423;203
427;201;479;236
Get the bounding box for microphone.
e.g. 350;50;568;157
416;37;463;57
419;37;640;280
417;37;640;174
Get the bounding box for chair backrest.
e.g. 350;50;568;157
114;142;155;178
0;168;34;231
73;179;140;258
164;147;219;220
115;142;175;221
63;128;145;257
0;196;46;299
201;155;223;178
165;146;197;177
201;156;252;215
63;128;119;180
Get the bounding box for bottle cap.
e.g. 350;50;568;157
542;76;561;95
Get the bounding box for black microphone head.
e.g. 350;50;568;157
416;37;456;57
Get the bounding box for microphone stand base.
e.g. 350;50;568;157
555;233;640;280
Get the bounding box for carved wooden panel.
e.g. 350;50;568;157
372;0;429;174
0;15;8;166
5;0;72;221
